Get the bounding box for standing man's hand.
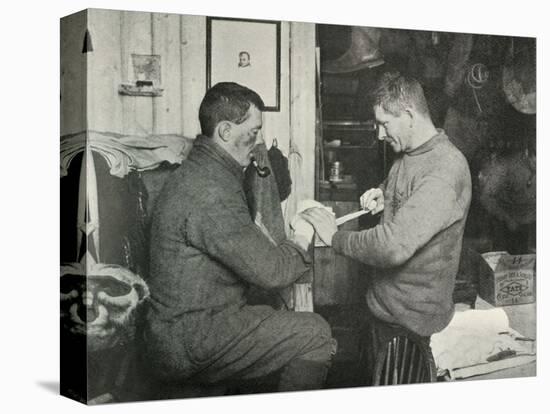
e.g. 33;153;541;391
360;188;385;214
301;208;338;246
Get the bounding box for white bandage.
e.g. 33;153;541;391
296;199;333;215
290;199;335;246
292;216;314;242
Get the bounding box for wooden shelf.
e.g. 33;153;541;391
323;120;376;129
324;145;376;149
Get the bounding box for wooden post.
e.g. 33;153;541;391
289;22;316;312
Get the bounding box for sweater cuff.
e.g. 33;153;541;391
332;230;353;255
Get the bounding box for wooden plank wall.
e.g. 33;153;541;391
86;9;123;134
61;10;316;211
81;9;297;150
180;15;205;137
60;10;87;135
59;8;318;215
61;8;317;228
86;10;173;136
80;9;317;225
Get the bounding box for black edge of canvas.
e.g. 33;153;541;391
60;8;89;405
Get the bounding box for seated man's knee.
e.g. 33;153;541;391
310;313;332;338
293;312;331;338
294;313;334;362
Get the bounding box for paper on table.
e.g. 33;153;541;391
450;354;536;380
431;306;536;379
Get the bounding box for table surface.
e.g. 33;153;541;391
461;297;536;381
473;296;536;338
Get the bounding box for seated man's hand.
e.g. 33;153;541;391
290;215;315;251
300;208;337;246
360;188;384;214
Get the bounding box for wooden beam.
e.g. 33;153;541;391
288;22;316;312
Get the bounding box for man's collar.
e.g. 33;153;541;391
406;129;447;156
193;135;245;180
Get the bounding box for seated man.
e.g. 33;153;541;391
143;82;334;393
303;72;471;366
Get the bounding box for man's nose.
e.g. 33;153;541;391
377;126;386;140
255;130;264;146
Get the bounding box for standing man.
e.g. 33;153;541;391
143;82;334;393
303;72;471;339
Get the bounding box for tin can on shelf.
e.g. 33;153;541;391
329;161;343;182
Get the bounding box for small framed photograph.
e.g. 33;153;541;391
207;17;281;111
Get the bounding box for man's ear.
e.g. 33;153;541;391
404;108;414;120
217;121;232;142
404;108;415;127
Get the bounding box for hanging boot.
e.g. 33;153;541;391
323;26;384;74
277;359;330;392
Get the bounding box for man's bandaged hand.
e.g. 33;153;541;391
291;215;315;242
296;199;332;215
291;200;333;249
300;208;337;246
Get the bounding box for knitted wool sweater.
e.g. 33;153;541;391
333;131;472;336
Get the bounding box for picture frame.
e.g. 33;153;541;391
207;17;281;111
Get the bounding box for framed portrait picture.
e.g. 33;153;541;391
207;17;281;111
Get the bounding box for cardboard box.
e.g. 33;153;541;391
480;252;536;306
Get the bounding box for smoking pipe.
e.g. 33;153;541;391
250;156;271;177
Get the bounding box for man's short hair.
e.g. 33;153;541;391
239;51;250;59
199;82;264;137
372;72;430;117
